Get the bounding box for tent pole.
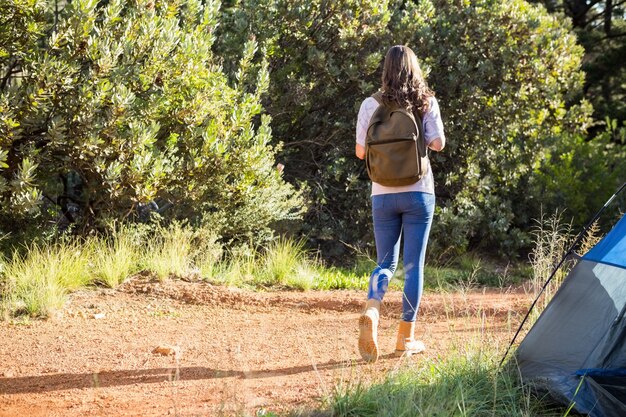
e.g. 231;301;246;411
499;181;626;368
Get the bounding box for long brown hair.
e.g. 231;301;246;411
381;45;434;116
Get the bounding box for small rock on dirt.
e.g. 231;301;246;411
152;345;179;356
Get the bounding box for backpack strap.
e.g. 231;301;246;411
371;91;384;104
371;91;402;111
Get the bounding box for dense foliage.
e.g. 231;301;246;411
532;120;626;226
218;0;392;257
218;0;623;258
528;0;626;238
0;0;623;259
529;0;626;127
0;0;303;242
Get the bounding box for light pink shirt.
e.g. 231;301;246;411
356;96;445;196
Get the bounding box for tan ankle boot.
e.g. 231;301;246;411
358;299;381;362
395;320;425;356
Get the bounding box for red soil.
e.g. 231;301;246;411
0;276;531;416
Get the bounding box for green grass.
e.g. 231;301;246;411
93;227;142;288
311;267;368;290
310;250;531;293
143;222;195;280
0;223;203;317
329;347;563;417
205;238;337;291
0;229;533;318
0;220;540;319
258;238;314;289
424;255;532;290
206;246;258;287
1;241;93;317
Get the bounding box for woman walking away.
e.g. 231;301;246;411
355;45;445;362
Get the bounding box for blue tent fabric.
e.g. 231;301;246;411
584;214;626;270
516;260;626;417
576;369;626;378
517;213;626;417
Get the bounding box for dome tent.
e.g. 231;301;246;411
515;184;626;417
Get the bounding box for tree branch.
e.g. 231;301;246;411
0;59;19;91
604;0;612;34
564;0;603;27
599;31;626;41
584;0;626;29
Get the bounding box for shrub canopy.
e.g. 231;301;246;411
0;0;303;242
218;0;606;257
2;0;622;258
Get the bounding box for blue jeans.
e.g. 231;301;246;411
367;192;435;322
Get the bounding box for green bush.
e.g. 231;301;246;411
217;0;392;258
531;120;626;228
2;241;93;317
217;0;592;258
529;0;626;129
0;0;303;244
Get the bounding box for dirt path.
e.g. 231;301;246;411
0;277;531;417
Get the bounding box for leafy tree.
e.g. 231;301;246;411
218;0;393;258
0;0;303;242
531;120;626;227
217;0;592;257
529;0;626;127
521;0;626;230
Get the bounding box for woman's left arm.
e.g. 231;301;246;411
424;97;446;152
428;137;445;152
356;98;378;160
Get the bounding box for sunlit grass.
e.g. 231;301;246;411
327;290;564;417
257;238;310;288
312;267;368;291
201;239;397;292
525;210;595;323
0;222;540;319
204;239;320;290
142;223;195;280
207;247;257;287
194;230;224;282
1;241;93;317
330;345;561;417
92;227;141;288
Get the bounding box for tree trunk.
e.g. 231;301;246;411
604;0;613;35
564;0;602;28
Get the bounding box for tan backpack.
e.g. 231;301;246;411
365;92;428;186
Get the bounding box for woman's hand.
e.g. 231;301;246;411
428;137;445;152
355;143;366;160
